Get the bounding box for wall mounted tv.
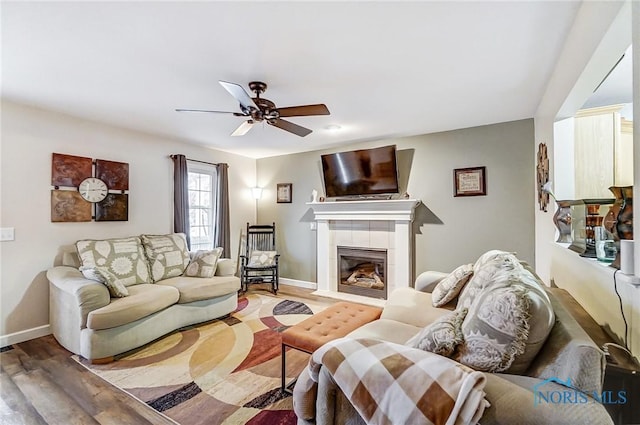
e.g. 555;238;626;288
321;145;400;198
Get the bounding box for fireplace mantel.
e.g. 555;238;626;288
307;198;421;306
306;199;421;221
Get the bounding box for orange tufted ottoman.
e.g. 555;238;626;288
281;301;382;392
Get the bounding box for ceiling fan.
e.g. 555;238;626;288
176;81;330;137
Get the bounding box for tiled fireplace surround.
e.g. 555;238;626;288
307;199;421;306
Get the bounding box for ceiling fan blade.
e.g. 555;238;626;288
276;104;330;117
231;120;254;137
176;108;244;116
270;118;312;137
219;81;258;112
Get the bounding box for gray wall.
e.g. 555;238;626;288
256;119;535;282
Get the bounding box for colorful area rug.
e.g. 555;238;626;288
77;293;329;425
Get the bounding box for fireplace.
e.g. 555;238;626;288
308;198;420;306
337;246;387;299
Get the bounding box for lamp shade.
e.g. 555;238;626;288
252;187;263;200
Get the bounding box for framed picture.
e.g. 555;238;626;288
454;166;486;197
51;153;92;187
96;193;129;221
51;190;92;222
277;183;292;203
96;159;129;190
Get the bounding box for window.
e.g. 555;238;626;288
188;163;217;251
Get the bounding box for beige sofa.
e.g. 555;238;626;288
47;236;240;361
294;251;614;425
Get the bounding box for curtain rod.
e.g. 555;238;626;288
170;154;220;166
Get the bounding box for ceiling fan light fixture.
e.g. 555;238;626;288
177;81;329;137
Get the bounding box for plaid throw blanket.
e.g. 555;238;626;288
297;337;489;425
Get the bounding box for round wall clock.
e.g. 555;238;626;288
79;177;108;203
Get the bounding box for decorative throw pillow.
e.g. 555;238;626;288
94;268;129;298
431;264;474;307
457;254;521;310
472;249;517;271
407;308;468;357
247;250;277;267
76;236;151;287
185;248;223;278
140;233;191;282
455;284;531;372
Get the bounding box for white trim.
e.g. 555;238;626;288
309;200;420;299
280;278;317;290
1;325;51;347
306;199;421;221
312;290;385;308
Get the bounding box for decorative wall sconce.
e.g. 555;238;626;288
252;187;263;200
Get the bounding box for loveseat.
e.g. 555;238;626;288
47;233;240;361
294;250;614;425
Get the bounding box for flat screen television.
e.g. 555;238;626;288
321;145;400;198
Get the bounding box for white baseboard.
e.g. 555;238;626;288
1;325;51;348
280;278;317;290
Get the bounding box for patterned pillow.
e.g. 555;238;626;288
407;308;468;357
76;236;151;287
247;250;277;267
140;233;190;282
457;254;521;309
455;284;531;372
94;268;129;297
473;249;517;271
185;248;223;278
431;264;474;307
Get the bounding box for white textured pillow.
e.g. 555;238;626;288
407;308;468;357
473;250;517;272
431;264;474;307
455;284;531;372
185;248;223;278
458;253;521;310
247;250;277;267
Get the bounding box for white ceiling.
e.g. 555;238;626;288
2;1;583;159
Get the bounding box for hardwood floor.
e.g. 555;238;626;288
0;286;334;425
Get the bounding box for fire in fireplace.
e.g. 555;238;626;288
337;246;387;299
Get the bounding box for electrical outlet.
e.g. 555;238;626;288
0;227;15;241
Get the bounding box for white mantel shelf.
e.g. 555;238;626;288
306;199;421;221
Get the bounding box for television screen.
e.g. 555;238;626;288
321;145;400;197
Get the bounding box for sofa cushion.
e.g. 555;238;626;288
406;308;468;357
347;318;423;345
431;264;473;307
380;287;451;328
157;275;240;304
86;284;179;330
215;258;237;276
76;236;151;286
185;248;223;278
140;233;191;282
